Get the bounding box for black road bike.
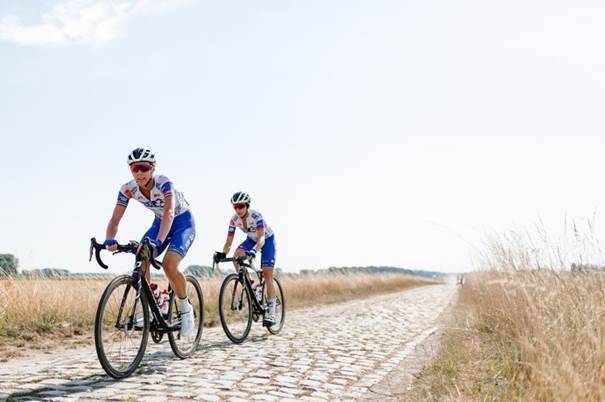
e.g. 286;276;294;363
213;253;285;343
89;238;204;379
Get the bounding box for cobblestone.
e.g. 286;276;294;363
0;284;455;401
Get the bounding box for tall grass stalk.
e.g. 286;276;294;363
412;219;605;401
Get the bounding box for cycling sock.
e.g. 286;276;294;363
268;298;276;314
177;296;191;313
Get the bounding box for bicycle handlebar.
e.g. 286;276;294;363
213;253;249;265
89;238;163;270
212;252;254;274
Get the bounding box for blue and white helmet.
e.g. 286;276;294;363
127;147;156;165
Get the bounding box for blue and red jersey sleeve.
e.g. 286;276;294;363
253;211;265;231
117;187;132;206
228;219;236;236
160;181;174;198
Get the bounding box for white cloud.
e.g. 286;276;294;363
0;0;189;47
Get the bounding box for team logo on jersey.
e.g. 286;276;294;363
140;199;164;208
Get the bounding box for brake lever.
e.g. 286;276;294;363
88;241;94;262
140;238;162;270
90;237;109;269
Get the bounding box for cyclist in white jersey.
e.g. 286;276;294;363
221;192;277;325
103;147;195;337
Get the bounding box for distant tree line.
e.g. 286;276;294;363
0;252;441;280
183;265;284;277
298;266;442;278
570;263;605;272
184;265;217;277
0;254;18;276
21;268;70;278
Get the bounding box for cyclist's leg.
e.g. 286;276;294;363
162;251;186;296
261;236;277;319
161;211;196;298
234;238;256;272
263;267;275;299
161;212;196;336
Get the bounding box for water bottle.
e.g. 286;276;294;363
150;282;160;300
160;290;170;316
255;284;263;303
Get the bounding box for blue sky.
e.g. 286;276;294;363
1;0;604;273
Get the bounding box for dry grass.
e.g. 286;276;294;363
411;222;605;402
0;272;434;361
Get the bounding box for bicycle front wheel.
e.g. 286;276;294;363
219;273;253;343
94;275;149;379
168;275;204;358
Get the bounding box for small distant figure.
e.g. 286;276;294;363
456;274;465;286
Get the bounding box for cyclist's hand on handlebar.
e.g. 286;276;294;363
148;238;162;249
137;237;161;257
214;251;226;262
104;239;118;252
245;249;257;260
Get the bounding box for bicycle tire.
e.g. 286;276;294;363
168;275;204;358
94;275;149;379
219;273;253;343
266;276;286;335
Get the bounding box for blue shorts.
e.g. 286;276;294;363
141;210;196;258
237;235;276;268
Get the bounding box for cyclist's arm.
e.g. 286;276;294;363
223;236;234;254
157;195;175;244
105;204;127;240
223;219;237;254
254;228;265;252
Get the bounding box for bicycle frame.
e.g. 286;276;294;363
236;265;266;315
215;255;266;315
90;238;180;334
126;259;180;334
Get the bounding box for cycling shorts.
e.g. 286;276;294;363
237;235;276;268
141;210;196;258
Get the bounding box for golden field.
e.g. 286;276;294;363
0;272;435;361
411;225;605;402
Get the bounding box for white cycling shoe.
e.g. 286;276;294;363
180;302;195;337
263;313;276;327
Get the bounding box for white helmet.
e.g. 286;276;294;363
231;191;251;205
127;147;156;165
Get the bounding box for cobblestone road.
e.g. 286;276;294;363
1;283;455;401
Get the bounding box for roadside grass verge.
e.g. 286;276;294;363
411;223;605;401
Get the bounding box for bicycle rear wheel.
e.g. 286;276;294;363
94;275;149;379
265;277;286;335
219;273;253;343
168;275;204;358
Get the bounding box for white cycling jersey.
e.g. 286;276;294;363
228;209;274;241
116;174;189;218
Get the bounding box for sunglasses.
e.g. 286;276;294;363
130;163;153;173
233;204;247;210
